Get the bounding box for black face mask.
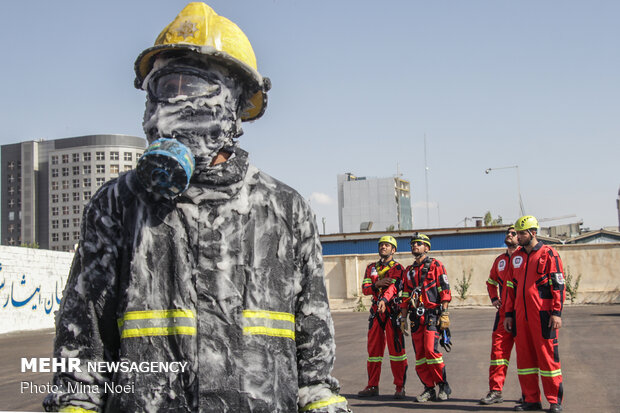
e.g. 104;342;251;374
142;57;246;172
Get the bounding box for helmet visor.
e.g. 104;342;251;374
147;69;221;101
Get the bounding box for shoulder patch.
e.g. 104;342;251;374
498;259;507;271
441;274;449;285
512;255;524;268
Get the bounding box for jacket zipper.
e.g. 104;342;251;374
522;251;530;321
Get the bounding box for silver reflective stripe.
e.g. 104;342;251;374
242;309;295;340
117;309;196;338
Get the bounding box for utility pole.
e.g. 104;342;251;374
424;134;430;228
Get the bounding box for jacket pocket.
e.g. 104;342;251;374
539;310;557;340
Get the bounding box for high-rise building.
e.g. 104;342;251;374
337;173;413;233
1;134;146;251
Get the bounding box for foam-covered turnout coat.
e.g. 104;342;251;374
44;148;348;413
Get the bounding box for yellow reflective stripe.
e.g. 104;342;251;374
367;356;383;362
389;354;407;361
540;369;562;377
518;368;540;375
242;309;294;323
487;278;499;286
437;286;443;293
118;309;195;328
59;406;97;413
427;357;444;365
362;278;372;284
490;359;510;366
415;358;427;366
402;292;410;297
300;395;348;412
243;326;295;340
121;326;196;338
507;280;515;289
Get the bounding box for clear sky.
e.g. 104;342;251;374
1;0;618;234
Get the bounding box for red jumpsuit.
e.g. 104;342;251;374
505;242;565;405
401;257;451;389
361;259;408;388
486;251;516;392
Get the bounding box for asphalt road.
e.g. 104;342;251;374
1;305;618;412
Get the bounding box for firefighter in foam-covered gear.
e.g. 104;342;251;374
358;236;408;399
43;3;349;413
400;233;452;403
504;216;565;413
480;226;520;405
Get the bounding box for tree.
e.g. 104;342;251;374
484;211;503;226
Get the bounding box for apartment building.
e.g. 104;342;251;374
337;172;413;233
1;134;146;251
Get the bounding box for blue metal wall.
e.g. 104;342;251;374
321;232;506;256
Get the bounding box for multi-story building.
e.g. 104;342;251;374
1;134;146;251
337;172;413;233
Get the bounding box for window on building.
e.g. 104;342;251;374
51;182;58;190
52;220;59;229
62;193;69;203
124;165;133;172
8;199;15;208
62;167;69;177
51;169;58;178
63;232;70;241
83;191;91;201
83;165;91;174
96;151;105;161
73;231;80;241
72;153;80;162
51;194;58;203
110;165;119;174
62;154;69;164
83;178;91;187
110;151;119;160
83;152;91;161
8;160;15;169
62;219;70;228
124;152;133;162
73;218;80;227
73;192;80;201
73;205;80;214
73;166;80;175
62;206;69;215
51;233;59;242
8;174;14;183
96;165;105;174
51;156;58;165
96;177;106;187
73;179;80;188
51;208;58;216
62;180;69;190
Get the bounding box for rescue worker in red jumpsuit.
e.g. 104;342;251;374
358;236;408;399
480;225;519;405
400;233;452;402
504;216;565;413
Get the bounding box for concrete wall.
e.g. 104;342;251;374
325;243;620;310
0;246;73;334
2;243;617;334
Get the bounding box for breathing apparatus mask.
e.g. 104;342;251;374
137;58;247;198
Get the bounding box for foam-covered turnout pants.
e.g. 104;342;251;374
489;311;514;391
410;313;446;388
367;310;408;387
505;242;565;406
